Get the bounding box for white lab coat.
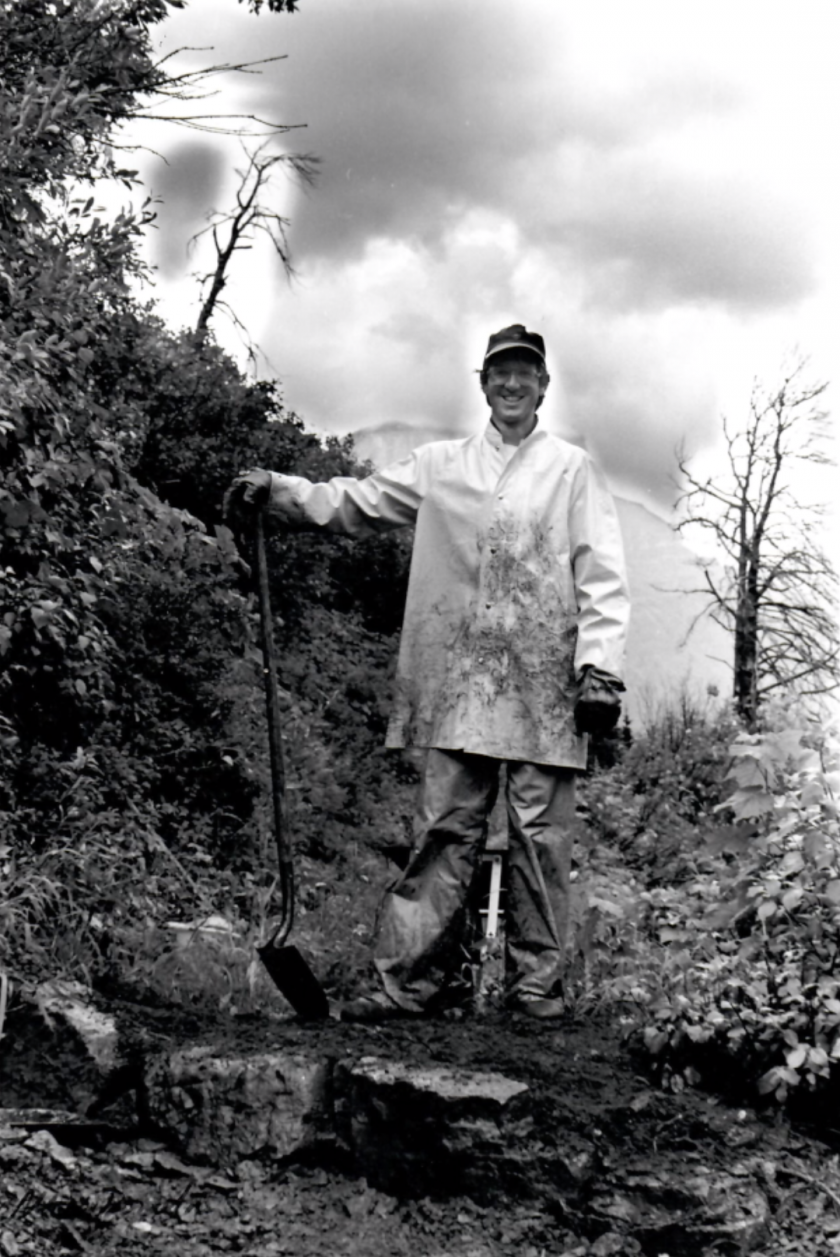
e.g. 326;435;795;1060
268;422;629;769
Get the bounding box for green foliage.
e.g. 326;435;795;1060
585;699;840;1108
579;692;740;883
242;0;299;12
0;0;411;1008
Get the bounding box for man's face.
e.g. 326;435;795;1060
481;351;546;440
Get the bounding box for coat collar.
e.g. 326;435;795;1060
484;420;545;451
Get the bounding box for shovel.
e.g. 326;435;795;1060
253;512;330;1021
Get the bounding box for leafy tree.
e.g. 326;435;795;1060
0;1;293;840
676;360;839;727
0;0;416;994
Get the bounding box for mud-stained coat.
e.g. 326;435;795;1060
267;422;629;768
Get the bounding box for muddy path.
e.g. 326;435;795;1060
3;999;840;1256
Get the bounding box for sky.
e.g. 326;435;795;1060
117;0;840;535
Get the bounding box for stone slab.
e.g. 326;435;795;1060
142;1046;768;1252
143;1045;333;1165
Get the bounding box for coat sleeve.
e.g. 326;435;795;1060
266;449;428;538
568;455;630;680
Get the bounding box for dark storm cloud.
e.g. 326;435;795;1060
221;0;813;322
542;159;815;313
148;141;226;278
258;5;740;255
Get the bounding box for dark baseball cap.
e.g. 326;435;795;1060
482;324;546;366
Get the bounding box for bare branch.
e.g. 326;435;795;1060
191;141;320;342
673;355;838;726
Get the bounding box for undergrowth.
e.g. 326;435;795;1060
569;692;840;1114
6;670;840;1126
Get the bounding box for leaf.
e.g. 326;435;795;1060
757;1067;781;1095
826;881;840;905
804;831;829;863
785;1046;807;1070
781;887;804;912
731;755;768;788
801;780;827;807
727;788;775;820
766;729;807;765
809;1046;830;1070
778;851;805;877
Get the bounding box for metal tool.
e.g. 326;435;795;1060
254;512;329;1020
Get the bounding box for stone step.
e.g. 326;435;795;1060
143;1045;768;1255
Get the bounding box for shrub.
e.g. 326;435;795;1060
611;699;840;1105
578;690;740;883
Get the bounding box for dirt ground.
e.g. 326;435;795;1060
3;998;840;1257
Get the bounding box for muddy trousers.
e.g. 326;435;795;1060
374;749;577;1011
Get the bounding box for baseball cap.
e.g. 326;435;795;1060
482;324;546;367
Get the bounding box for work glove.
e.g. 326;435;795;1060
574;666;625;736
223;468;272;522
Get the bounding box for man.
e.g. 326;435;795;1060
226;324;629;1021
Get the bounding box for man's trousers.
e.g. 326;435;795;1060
374;748;576;1011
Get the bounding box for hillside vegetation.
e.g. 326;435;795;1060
0;0;415;997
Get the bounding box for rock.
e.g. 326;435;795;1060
35;981;121;1075
334;1056;594;1203
590;1234;639;1257
589;1163;769;1256
142;1044;767;1253
0;1107;126;1143
0;982;129;1118
143;1046;333;1165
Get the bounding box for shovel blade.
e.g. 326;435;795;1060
258;941;329;1021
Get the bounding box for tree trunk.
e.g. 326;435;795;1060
733;567;759;727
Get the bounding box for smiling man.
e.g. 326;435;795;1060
226;324;630;1022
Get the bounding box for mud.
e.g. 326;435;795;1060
3;997;839;1255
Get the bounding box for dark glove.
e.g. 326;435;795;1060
574;667;625;736
223;468;272;522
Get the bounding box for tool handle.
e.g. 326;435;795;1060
255;511;294;948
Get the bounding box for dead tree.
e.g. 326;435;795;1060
676;358;839;727
192;142;318;345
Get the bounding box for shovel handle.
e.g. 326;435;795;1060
255;511;294;949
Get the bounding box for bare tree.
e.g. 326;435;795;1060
189;142;318;347
676;357;839;727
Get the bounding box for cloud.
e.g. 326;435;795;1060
537;154;815;313
140;0;837;518
146;140;226;277
202;0;815;332
254;2;748;266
